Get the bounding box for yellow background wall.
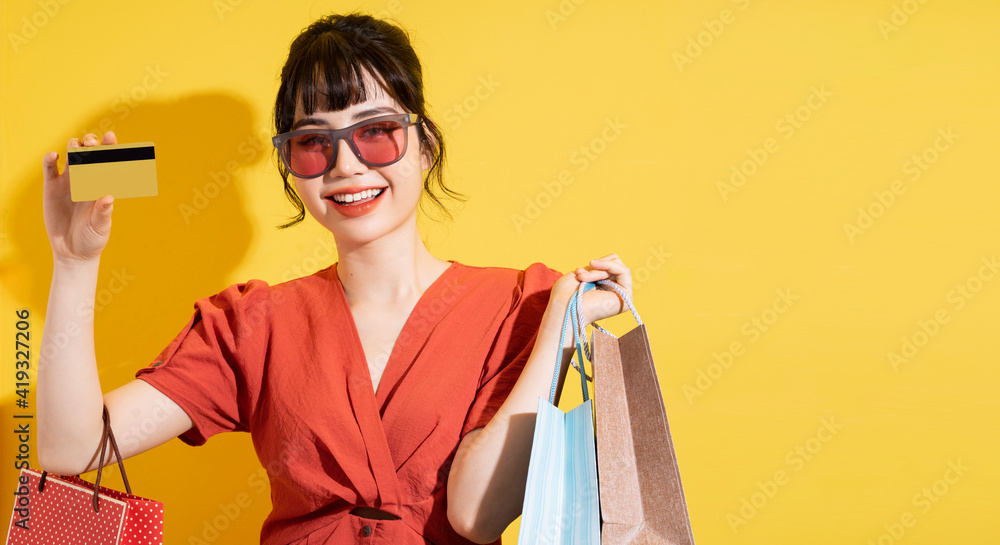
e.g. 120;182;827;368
2;0;998;543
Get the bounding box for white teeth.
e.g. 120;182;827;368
331;188;383;204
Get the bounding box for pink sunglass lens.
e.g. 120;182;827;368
353;121;405;165
288;133;333;177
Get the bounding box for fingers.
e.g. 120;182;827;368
89;195;115;235
565;254;640;323
589;255;629;276
574;255;631;286
50;132;117;183
574;253;633;310
42;151;61;182
69;132;114;148
597;255;632;291
68;135;98;148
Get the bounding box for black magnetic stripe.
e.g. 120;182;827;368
68;146;155;165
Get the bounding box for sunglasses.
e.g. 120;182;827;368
272;113;421;178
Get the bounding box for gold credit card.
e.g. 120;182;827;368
68;142;157;202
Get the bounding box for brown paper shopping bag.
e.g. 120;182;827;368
592;280;695;544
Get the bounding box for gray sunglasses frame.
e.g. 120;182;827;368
272;113;421;177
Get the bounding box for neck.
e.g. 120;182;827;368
334;220;449;305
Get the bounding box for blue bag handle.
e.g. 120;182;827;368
547;280;642;404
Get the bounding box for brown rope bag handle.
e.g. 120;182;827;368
38;405;133;513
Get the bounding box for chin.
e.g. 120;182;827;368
325;213;417;248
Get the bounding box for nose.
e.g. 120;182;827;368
326;137;368;178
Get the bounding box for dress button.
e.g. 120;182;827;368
362;525;372;537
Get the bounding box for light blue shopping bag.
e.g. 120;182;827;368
518;283;601;545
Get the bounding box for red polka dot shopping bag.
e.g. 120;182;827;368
5;407;163;544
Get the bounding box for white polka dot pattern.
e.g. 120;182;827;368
5;468;163;544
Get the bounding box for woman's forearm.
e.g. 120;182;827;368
447;286;577;543
37;258;108;474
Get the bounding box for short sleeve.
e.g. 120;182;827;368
461;263;562;437
135;280;271;446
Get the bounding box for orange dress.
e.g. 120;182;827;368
136;262;560;544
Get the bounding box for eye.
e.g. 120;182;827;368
291;133;331;150
356;122;399;142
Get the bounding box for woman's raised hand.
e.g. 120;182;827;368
43;132;117;265
553;254;633;325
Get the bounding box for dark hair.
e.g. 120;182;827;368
273;13;462;228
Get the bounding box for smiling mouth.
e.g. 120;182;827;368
327;188;385;205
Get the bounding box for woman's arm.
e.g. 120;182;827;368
447;256;632;543
38;132;192;475
38;250;106;473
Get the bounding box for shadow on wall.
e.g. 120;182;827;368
1;93;275;531
4;93;261;374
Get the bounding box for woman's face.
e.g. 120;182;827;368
290;82;428;247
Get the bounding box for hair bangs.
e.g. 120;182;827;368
288;37;371;124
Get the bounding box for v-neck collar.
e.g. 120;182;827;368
329;260;460;407
325;261;460;507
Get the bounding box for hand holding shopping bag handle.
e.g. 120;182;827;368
551;279;641;389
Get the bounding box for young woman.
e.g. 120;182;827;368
38;13;631;544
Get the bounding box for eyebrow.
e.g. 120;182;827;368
290;106;400;131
